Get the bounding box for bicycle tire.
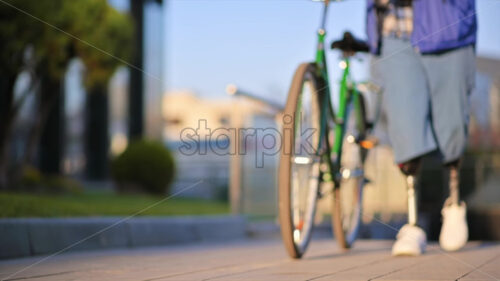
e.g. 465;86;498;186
279;63;323;259
331;99;367;249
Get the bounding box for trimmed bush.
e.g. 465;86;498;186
19;166;42;188
18;166;83;194
111;139;176;195
43;175;84;194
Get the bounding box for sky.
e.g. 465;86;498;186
105;0;500;104
163;0;500;104
164;0;367;104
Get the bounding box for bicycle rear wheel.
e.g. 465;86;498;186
331;101;367;249
279;63;323;259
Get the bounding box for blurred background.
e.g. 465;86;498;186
0;0;499;240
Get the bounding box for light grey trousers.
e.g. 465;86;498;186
372;37;476;164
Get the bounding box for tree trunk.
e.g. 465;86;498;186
85;86;109;179
37;76;64;175
22;102;44;168
129;0;144;140
22;80;58;168
0;74;17;190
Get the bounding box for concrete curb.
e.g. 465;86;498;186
0;216;246;259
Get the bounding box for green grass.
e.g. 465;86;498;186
0;191;229;218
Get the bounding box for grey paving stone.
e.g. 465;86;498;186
0;216;247;259
127;218;198;247
193;216;246;242
27;218;129;255
0;240;499;281
0;220;31;259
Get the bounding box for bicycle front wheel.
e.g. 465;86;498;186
279;63;323;259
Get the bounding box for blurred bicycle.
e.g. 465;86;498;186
278;0;382;258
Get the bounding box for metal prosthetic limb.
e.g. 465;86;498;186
448;166;460;205
406;175;418;226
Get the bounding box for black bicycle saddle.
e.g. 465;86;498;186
331;31;370;53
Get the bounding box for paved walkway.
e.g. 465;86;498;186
0;239;499;281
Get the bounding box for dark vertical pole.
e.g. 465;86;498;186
39;78;64;175
129;0;144;140
85;87;109;179
0;74;17;189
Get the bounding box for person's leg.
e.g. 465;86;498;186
421;46;475;251
398;157;421;227
374;37;430;255
439;160;469;251
421;46;475;164
374;37;437;164
391;159;427;256
446;160;461;205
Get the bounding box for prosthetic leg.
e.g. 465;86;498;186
406;175;418;226
399;158;421;226
392;159;427;256
448;165;460;205
439;162;468;251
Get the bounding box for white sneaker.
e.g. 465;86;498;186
439;200;468;251
392;224;427;256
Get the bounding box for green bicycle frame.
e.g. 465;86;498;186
314;1;364;184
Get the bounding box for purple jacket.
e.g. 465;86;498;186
366;0;477;54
